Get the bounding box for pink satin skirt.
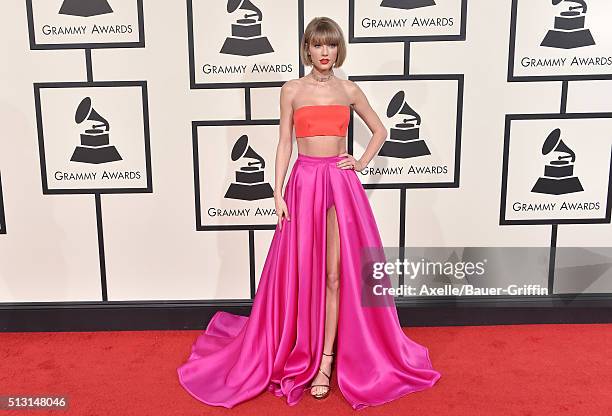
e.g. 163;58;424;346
177;153;441;409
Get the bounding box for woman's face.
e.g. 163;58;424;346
307;39;338;71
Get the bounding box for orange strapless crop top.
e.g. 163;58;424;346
293;104;350;138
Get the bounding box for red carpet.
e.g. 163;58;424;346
1;324;611;415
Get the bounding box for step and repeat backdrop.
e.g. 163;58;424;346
0;0;611;305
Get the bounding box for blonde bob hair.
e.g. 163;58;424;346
300;17;347;68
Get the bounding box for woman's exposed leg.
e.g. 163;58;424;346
311;204;340;397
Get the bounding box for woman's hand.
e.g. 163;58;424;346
275;196;290;231
337;152;367;172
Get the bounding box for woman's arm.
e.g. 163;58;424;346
348;81;388;167
274;80;296;199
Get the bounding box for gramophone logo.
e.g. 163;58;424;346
225;134;274;200
540;0;595;49
59;0;114;17
220;0;274;56
531;128;583;195
378;91;431;159
380;0;436;10
70;97;122;164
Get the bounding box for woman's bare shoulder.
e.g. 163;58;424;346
280;79;305;109
340;78;358;93
281;78;309;105
282;78;306;91
338;78;360;105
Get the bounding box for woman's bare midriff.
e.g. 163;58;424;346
291;75;351;157
296;135;347;157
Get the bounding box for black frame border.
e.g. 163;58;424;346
348;0;468;44
25;0;145;50
507;0;612;82
0;173;5;234
192;118;279;231
500;112;612;226
186;0;305;89
33;81;153;195
349;73;464;190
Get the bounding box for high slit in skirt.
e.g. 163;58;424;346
177;153;441;409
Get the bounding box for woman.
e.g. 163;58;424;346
177;17;441;409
